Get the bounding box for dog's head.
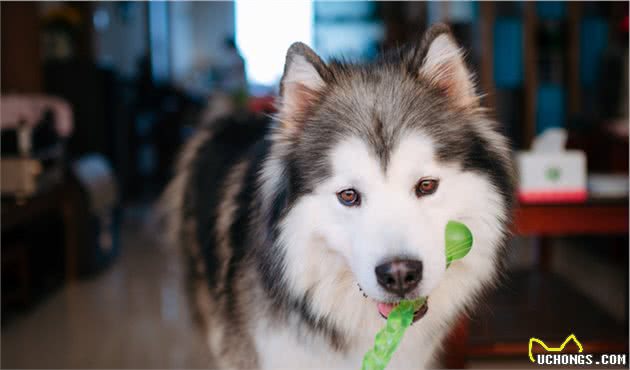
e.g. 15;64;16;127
259;24;514;332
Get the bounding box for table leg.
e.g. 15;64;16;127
537;236;552;272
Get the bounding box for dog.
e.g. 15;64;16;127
163;23;514;369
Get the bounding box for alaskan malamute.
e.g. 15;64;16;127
164;24;514;369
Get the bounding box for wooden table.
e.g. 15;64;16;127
444;199;629;368
514;200;628;236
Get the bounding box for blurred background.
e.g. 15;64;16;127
1;1;628;368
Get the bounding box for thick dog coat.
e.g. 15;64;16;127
164;24;514;369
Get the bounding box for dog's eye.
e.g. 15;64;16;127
415;178;439;197
337;189;361;207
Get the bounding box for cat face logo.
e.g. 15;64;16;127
528;334;584;363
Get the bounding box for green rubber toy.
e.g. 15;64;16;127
361;221;473;370
445;221;473;267
361;298;426;370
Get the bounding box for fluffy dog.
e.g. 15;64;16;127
164;23;514;369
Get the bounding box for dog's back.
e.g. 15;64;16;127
161;112;271;366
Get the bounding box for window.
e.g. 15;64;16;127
235;1;313;87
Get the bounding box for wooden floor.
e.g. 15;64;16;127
1;206;213;368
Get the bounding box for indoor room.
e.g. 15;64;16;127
1;1;628;369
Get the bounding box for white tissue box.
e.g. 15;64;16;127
516;150;587;203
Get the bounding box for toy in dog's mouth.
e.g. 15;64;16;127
377;300;428;323
367;221;472;323
358;284;429;323
361;222;473;370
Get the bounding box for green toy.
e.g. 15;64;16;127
361;298;426;370
361;221;473;370
444;220;474;268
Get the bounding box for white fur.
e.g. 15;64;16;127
420;34;477;107
283;55;325;91
422;35;462;72
254;130;508;369
280;54;325;120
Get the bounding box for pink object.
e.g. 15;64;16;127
377;302;397;318
518;189;588;204
0;94;73;137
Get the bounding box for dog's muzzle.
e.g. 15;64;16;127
375;259;423;296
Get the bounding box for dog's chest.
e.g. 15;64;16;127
253;318;436;369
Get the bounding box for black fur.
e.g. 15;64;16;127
187;114;270;288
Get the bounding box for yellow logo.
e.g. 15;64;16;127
528;334;584;363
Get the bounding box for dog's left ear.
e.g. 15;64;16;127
278;42;330;131
416;24;478;108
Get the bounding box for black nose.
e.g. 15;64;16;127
375;259;423;296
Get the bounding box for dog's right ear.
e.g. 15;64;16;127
278;43;329;131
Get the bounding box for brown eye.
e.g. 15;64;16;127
415;178;439;197
337;189;361;207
